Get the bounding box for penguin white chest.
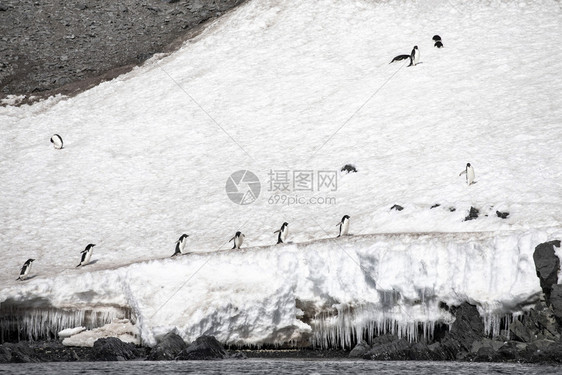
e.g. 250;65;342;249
467;166;475;185
235;236;244;249
341;220;350;236
84;250;93;264
412;49;420;65
281;227;289;242
178;238;187;253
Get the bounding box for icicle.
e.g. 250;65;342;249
0;304;132;342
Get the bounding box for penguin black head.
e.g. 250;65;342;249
282;222;289;227
25;259;35;265
235;231;242;237
467;163;471;167
342;215;350;221
179;234;189;240
414;46;418;50
432;35;441;42
85;244;96;250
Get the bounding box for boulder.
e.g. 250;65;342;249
349;340;371;358
464;207;479;221
509;319;534;343
90;337;140;361
533;240;561;302
148;332;188;360
176;336;227;360
439;302;485;359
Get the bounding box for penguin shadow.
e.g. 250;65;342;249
23;275;38;281
78;259;99;267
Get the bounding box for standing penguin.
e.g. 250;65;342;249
77;244;96;267
16;259;35;281
459;163;475;185
171;234;189;257
50;134;64;149
336;215;351;237
274;222;289;244
409;46;420;66
229;231;245;249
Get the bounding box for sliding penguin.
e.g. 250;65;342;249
459;163;475;185
274;222;289;244
336;215;350;237
409;46;420;66
171;234;189;257
77;244;95;267
50;134;63;149
390;54;411;64
229;231;245;249
16;259;35;281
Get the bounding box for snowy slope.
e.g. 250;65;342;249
1;0;561;346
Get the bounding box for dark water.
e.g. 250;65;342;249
0;360;561;375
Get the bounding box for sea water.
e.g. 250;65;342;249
1;360;561;375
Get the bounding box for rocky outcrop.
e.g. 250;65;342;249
147;332;188;360
90;337;140;361
533;240;561;302
176;335;228;360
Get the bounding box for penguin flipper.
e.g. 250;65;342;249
274;230;281;234
76;264;81;268
232;244;236;250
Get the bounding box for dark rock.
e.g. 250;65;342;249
0;346;11;363
0;5;8;12
439;302;485;359
176;335;227;360
364;337;410;360
549;284;562;322
449;207;456;212
496;341;525;361
390;204;403;211
510;319;534;343
341;164;357;173
148;332;188;360
0;342;38;363
464;206;479;221
533;240;561;302
430;204;440;209
496;211;509;219
90;338;140;361
228;351;247;359
349;340;370;358
474;346;498;362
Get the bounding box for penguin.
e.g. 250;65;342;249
409;46;420;66
432;35;442;42
77;244;95;267
16;259;35;281
50;134;63;149
459;163;475;185
274;222;289;244
171;234;189;257
229;231;245;250
390;54;411;64
434;41;443;48
336;215;350;237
